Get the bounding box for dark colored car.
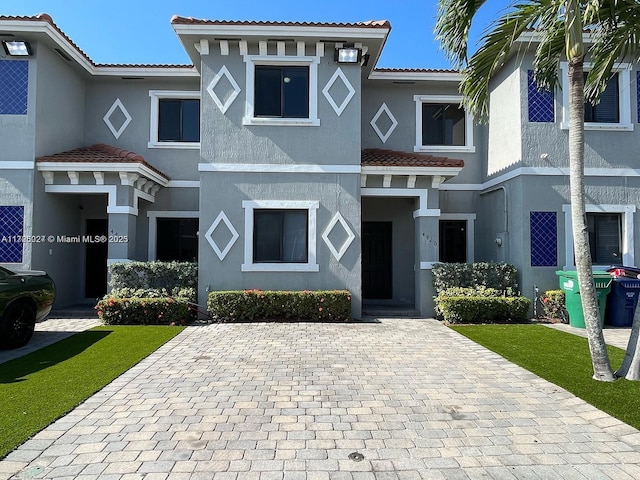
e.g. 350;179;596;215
0;266;55;350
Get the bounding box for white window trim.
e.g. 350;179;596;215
242;55;320;127
560;63;633;131
148;90;201;149
242;200;319;272
147;210;199;260
413;95;475;153
439;213;476;263
562;204;635;269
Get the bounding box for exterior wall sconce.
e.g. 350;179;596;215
2;40;32;56
335;47;361;64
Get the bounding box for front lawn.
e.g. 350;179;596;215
450;324;640;430
0;325;184;459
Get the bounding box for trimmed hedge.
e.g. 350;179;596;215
437;295;531;324
432;262;518;295
207;290;352;322
110;287;196;303
109;261;197;291
540;289;568;322
96;296;189;325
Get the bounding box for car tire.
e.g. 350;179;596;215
0;301;37;350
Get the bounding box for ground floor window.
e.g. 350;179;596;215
587;213;621;264
439;219;467;263
242;200;319;272
254;210;308;263
156;218;198;261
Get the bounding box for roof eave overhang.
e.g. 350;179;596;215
361;166;463;177
369;70;462;82
36;161;170;186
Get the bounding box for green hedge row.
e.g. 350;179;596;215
432;262;519;295
96;296;189;325
207;290;352;322
436;295;531;324
109;261;197;291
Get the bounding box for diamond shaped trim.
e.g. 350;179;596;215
103;98;132;139
530;211;557;267
528;70;554;123
370;103;398;143
207;65;241;114
0;60;28;115
206;211;239;260
0;206;24;263
322;67;355;116
322;212;355;261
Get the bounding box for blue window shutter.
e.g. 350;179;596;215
0;206;24;263
0;60;28;115
530;211;557;267
527;70;554;122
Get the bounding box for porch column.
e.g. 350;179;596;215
107;212;136;263
415;215;439;317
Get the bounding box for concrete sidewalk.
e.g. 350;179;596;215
544;322;632;350
2;319;640;479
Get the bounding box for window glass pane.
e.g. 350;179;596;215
585;73;619;123
282;66;309;118
158;100;181;141
587;213;621;264
182;99;200;142
422;103;465;145
254;210;308;263
282;210;308;262
156;218;198;261
255;67;282;117
254;211;283;262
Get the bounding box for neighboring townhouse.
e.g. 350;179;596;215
0;14;637;318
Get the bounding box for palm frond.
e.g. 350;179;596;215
435;0;487;68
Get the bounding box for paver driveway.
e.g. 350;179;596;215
3;319;640;479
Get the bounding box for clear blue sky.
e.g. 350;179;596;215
3;0;511;69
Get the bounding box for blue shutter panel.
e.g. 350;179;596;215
530;211;557;267
0;206;25;263
0;60;28;115
527;70;554;123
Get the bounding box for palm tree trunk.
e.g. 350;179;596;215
567;58;615;382
615;299;640;379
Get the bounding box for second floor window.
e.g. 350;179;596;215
422;103;466;146
254;66;309;118
584;73;619;124
158;98;200;142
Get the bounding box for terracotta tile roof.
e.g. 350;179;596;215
374;67;460;74
36;144;170;180
171;16;391;29
0;14;193;69
361;149;464;168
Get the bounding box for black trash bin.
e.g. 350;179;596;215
605;266;640;327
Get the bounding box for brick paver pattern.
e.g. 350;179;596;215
2;319;640;479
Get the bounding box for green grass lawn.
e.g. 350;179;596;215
0;325;184;459
451;324;640;430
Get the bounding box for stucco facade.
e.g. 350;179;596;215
1;14;638;318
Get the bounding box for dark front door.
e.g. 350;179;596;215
85;219;108;299
362;222;392;299
439;220;467;263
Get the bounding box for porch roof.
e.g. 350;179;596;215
361;148;464;168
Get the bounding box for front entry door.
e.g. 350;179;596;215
362;222;392;299
85;219;108;299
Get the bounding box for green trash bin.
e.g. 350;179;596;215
556;271;612;328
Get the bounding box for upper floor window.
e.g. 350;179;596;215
149;90;200;149
255;66;309;118
560;63;632;131
243;55;320;127
414;95;475;153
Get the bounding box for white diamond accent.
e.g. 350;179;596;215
103;98;132;139
322;68;355;116
206;211;239;260
370;103;398;143
322;212;355;261
207;65;241;114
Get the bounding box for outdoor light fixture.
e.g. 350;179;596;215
2;40;32;56
335;47;361;64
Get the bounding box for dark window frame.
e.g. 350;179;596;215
158;98;200;143
156;217;199;262
584;72;620;124
586;212;622;264
253;209;309;263
421;102;466;146
254;65;310;119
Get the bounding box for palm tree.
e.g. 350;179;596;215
436;0;640;381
